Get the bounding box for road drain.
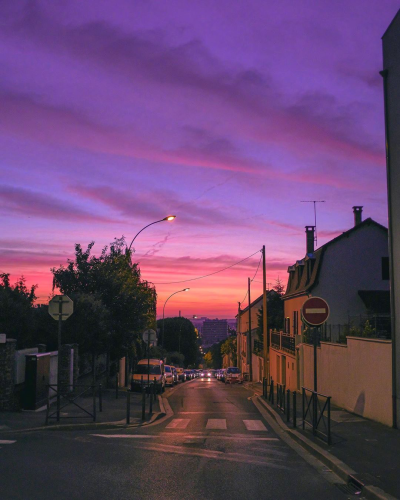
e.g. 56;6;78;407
334;481;363;495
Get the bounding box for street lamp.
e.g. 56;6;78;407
162;288;190;351
127;215;176;251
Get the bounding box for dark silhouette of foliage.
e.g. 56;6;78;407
156;316;198;367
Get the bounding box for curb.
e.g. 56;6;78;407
256;396;397;500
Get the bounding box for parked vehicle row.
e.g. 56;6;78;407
131;359;199;392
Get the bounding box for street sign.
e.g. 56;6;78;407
142;329;157;344
48;295;74;321
302;296;329;326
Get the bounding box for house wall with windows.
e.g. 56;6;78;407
312;223;389;325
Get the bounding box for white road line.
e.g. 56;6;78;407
206;419;227;430
243;420;268;432
166;419;191;429
0;440;16;444
183;435;278;441
91;434;156;439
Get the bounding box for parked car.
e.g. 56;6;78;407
164;365;174;387
176;367;186;382
219;369;226;382
225;367;242;384
184;370;192;380
131;359;165;393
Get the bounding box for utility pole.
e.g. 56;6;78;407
262;245;268;381
248;277;252;382
237;302;241;371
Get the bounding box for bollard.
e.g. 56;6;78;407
142;384;146;421
99;384;103;412
154;377;157;401
93;385;96;422
149;383;153;415
116;373;119;399
126;389;131;425
287;390;290;422
45;385;50;426
293;391;297;428
271;379;274;405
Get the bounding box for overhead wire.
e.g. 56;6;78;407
239;251;263;305
153;249;262;285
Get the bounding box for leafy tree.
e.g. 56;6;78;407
273;277;285;295
0;274;37;348
51;238;156;362
221;336;237;365
203;351;213;368
156;317;198;367
256;289;284;343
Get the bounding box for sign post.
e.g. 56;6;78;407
142;329;156;388
48;295;74;421
301;296;329;435
301;296;329;392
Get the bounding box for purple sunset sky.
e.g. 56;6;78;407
0;1;398;318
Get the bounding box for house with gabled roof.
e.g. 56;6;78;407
283;207;390;342
269;208;392;423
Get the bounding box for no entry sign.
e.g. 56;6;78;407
302;296;329;326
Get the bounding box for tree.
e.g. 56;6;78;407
273;277;285;295
0;274;37;348
156;317;198;367
221;336;237;365
203;351;213;368
256;289;284;343
51;238;156;363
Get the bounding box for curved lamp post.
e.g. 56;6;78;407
128;215;176;251
162;288;190;351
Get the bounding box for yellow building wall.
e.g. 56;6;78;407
269;347;297;391
300;338;392;425
283;295;308;334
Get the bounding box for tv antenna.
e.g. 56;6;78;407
301;200;325;247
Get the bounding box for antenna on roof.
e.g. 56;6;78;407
301;200;325;247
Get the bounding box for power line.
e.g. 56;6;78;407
238;252;263;305
153;249;262;285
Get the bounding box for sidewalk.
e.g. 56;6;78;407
245;381;399;500
0;387;164;433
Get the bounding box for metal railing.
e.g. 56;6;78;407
277;383;286;412
270;330;295;353
45;384;101;425
302;387;331;445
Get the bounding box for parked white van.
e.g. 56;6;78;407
131;359;165;393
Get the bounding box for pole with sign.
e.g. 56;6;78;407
142;329;156;389
301;296;330;392
48;295;74;421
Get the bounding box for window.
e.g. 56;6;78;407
135;365;161;375
382;257;389;280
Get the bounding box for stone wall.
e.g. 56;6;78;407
0;339;17;410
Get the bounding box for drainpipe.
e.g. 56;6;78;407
380;68;397;429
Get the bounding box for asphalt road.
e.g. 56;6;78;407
1;377;352;500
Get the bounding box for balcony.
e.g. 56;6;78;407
270;330;295;354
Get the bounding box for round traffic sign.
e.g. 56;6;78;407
302;296;329;326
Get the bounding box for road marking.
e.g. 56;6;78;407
183;435;278;441
129;442;290;469
243;420;268;432
0;440;16;444
166;419;191;429
91;434;156;439
206;419;227;430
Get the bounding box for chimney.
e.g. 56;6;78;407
353;206;363;226
305;226;315;254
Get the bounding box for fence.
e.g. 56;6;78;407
45;384;102;425
302;387;331;445
270;331;295;353
262;378;331;444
